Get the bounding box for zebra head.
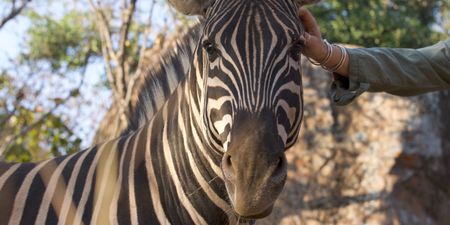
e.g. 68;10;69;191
171;0;319;220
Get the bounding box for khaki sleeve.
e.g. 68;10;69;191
331;39;450;105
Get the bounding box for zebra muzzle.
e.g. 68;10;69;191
220;111;288;219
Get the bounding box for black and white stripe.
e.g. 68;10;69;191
201;0;304;150
0;0;311;224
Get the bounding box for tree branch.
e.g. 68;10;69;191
87;0;123;102
0;0;30;30
87;0;142;133
125;0;155;107
117;0;137;97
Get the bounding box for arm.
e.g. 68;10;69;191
299;8;450;105
345;41;450;95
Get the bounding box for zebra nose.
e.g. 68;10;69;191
221;151;287;185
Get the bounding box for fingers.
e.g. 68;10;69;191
297;8;327;62
298;7;322;39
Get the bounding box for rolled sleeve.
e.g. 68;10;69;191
330;49;370;105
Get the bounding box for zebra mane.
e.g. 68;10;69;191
123;23;203;134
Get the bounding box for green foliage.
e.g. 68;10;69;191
0;74;82;162
0;8;94;162
438;0;450;35
310;0;448;48
23;10;102;71
3;109;80;162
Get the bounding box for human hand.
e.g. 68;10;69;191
299;8;349;76
298;8;327;62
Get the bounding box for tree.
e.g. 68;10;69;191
309;0;448;48
0;0;191;162
0;72;82;162
436;0;450;36
89;0;194;142
87;0;155;137
0;0;85;161
24;10;102;71
0;2;100;162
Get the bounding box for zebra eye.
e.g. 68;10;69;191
289;38;305;61
202;40;219;60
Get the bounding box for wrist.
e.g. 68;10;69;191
314;40;330;63
303;34;328;61
324;44;349;76
324;45;347;72
305;40;350;77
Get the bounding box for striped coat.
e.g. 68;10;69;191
0;0;319;224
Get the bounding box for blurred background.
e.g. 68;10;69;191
0;0;449;224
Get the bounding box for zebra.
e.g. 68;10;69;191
0;0;320;224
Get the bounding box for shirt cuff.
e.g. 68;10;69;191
329;47;370;105
330;73;370;105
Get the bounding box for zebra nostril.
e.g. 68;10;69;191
277;157;283;169
227;155;232;167
222;154;236;181
271;156;286;183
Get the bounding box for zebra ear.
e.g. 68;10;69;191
167;0;214;15
294;0;321;5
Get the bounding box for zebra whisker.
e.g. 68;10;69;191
187;175;220;197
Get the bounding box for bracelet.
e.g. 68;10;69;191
320;40;334;66
306;39;348;72
307;39;332;66
321;43;348;72
326;44;348;72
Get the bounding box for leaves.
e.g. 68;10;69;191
23;10;102;71
310;0;448;48
0;81;82;162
